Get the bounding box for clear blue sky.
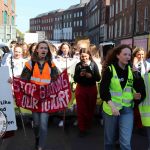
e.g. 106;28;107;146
16;0;80;33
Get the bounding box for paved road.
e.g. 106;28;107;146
0;116;149;150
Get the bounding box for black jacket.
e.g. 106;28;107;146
74;61;101;86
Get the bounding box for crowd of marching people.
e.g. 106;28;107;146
0;39;150;150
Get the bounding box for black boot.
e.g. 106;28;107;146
35;137;39;150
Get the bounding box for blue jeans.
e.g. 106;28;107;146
103;107;133;150
32;112;49;149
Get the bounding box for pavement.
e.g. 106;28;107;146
0;116;149;150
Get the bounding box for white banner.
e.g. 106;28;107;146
53;57;79;82
0;66;17;131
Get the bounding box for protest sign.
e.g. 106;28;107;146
0;66;17;132
13;69;72;113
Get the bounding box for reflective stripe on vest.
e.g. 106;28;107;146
103;65;134;115
122;99;132;104
110;91;122;97
113;102;122;108
30;77;50;83
140;112;150;117
139;70;150;126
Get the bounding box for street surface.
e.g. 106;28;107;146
0;116;149;150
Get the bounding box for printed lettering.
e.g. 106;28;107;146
40;86;46;99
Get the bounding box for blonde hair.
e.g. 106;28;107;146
132;47;145;57
89;44;100;58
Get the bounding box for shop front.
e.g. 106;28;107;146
133;35;148;51
121;38;133;47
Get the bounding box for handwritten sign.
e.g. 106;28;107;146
0;66;17;131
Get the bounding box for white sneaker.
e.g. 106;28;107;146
58;120;64;127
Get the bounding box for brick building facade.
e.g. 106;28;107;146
29;0;150;49
0;0;16;42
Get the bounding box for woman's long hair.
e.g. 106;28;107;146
79;47;93;61
57;42;72;57
28;42;37;56
32;41;52;62
102;44;132;75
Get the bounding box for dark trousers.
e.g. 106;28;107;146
75;84;97;132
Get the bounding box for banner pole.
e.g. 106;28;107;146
17;107;27;137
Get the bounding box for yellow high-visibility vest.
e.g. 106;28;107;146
139;72;150;126
103;65;134;115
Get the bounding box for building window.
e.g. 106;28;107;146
129;15;132;33
116;0;118;14
74;21;76;27
124;17;127;34
80;32;82;36
100;25;104;36
136;11;139;32
73;33;75;39
76;32;78;37
109;25;111;38
119;19;122;36
80;11;82;17
115;21;118;37
7;15;9;25
120;0;122;12
80;20;82;26
11;16;15;25
111;25;113;38
112;4;114;17
144;7;148;32
11;0;15;11
4;0;7;5
110;5;112;18
97;9;100;24
125;0;127;8
3;11;8;24
77;21;79;27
